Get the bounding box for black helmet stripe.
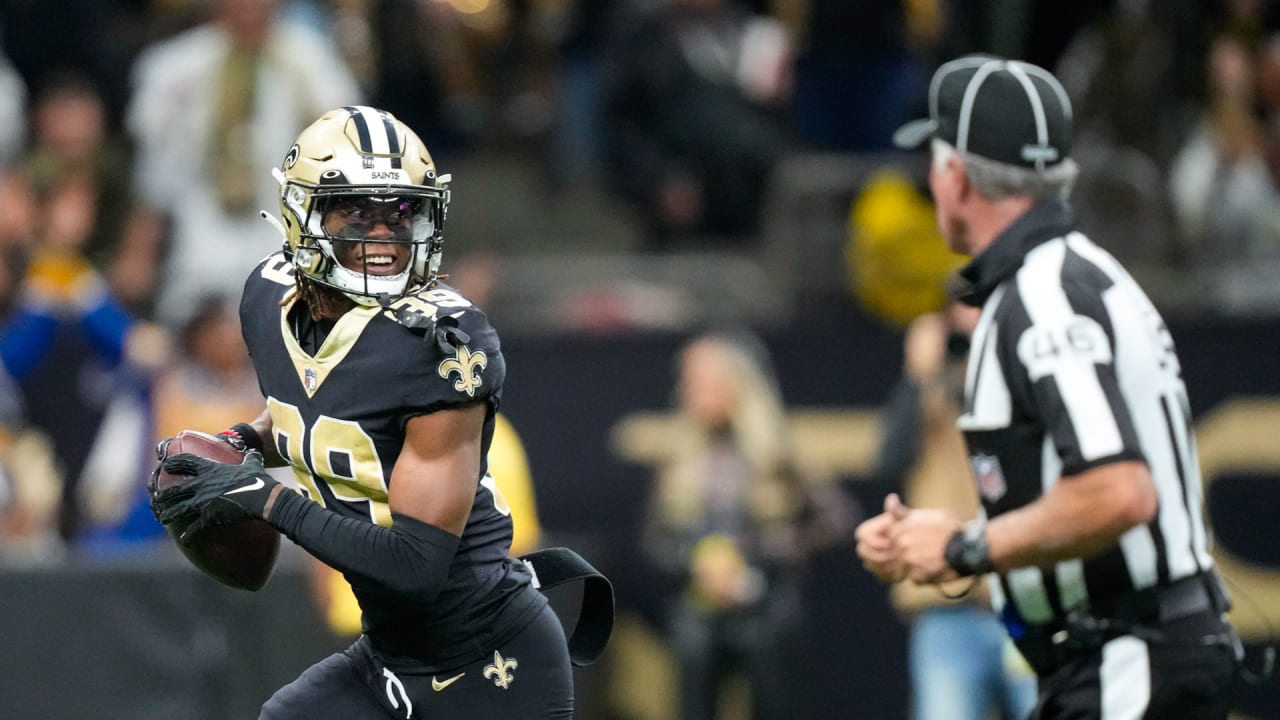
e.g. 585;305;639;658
343;106;403;169
379;111;402;169
343;105;374;154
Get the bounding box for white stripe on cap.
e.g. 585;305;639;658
955;59;1003;155
1005;61;1052;169
929;56;990;126
1020;63;1073;123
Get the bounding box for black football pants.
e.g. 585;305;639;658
1029;609;1239;719
259;603;574;719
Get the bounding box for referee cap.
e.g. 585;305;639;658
893;55;1073;170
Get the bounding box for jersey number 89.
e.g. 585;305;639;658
267;397;509;526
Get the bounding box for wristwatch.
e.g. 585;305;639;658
944;520;995;577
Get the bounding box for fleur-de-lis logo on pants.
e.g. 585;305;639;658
437;345;487;397
483;650;518;689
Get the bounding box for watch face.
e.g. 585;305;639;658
963;542;985;568
945;524;991;576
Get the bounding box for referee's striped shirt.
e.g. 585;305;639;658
953;199;1214;626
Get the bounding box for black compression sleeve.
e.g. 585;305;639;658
267;489;459;600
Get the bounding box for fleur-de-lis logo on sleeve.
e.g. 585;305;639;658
483;650;518;689
437;345;487;397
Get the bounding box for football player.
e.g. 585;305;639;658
150;106;587;718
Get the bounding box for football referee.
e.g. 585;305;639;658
856;55;1241;718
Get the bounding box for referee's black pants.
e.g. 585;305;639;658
1028;608;1238;719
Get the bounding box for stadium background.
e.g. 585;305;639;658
0;1;1278;718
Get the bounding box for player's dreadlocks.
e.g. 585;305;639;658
282;275;356;322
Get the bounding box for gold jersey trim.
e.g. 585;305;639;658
279;297;380;398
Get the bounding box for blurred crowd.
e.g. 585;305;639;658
0;0;1273;659
0;1;1277;717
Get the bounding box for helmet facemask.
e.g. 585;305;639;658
290;184;446;305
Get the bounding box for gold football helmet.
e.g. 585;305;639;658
275;106;449;305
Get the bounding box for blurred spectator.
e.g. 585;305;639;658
487;0;563;148
0;322;61;565
149;295;261;443
21;71;160;315
328;0;485;159
329;0;581;158
1257;32;1280;183
104;295;259;552
3;70;172;544
600;0;793;249
1056;1;1207;170
0;165;151;558
546;0;620;189
871;303;1036;720
0;166;33;314
641;329;846;720
124;0;361;327
936;0;1114;73
0;168;169;545
782;0;933;151
1;0;134;128
1169;31;1280;310
0;47;26;168
0;413;63;564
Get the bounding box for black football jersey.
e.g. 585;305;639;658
240;252;544;671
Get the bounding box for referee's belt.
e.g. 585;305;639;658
1011;571;1229;675
517;547;615;667
1089;571;1229;625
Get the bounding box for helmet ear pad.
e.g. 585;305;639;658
292;245;330;278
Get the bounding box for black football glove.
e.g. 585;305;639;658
152;451;279;546
146;432;251;520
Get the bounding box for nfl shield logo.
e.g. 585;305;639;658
971;453;1006;502
304;367;318;393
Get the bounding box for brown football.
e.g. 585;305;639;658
154;429;281;591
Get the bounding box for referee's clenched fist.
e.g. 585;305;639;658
854;494;910;584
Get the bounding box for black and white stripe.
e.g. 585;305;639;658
344;105;402;169
960;230;1213;625
954;60;1001;157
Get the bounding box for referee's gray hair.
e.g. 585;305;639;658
931;138;1078;201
